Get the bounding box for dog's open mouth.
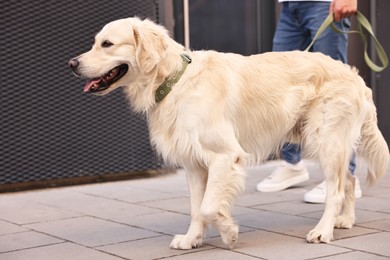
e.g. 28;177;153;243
84;64;128;93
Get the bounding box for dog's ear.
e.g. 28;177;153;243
133;22;167;73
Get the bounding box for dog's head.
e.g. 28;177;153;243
69;17;170;95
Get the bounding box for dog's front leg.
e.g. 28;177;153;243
170;164;208;250
200;153;246;249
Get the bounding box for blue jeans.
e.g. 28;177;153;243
282;144;356;173
274;2;355;173
273;2;350;62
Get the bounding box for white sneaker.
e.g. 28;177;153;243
256;161;309;192
304;178;362;204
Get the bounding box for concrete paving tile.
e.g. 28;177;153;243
363;187;390;199
356;196;390;213
236;209;380;241
206;230;350;260
0;189;50;202
236;190;302;207
114;211;191;236
291;224;380;241
0;200;82;225
168;248;260;260
333;232;390;257
252;200;325;216
301;208;390;225
232;205;262;216
98;235;213;260
25;216;159;247
0;231;63;253
377;181;390;188
139;195;260;217
353;209;390;224
0;160;387;259
0;220;27;235
0;242;122;260
358;218;390;232
125;171;190;196
77;182;183;203
236;211;318;237
31;192;162;219
318;251;390;260
139;197;190;215
0;188;87;205
332;226;380;241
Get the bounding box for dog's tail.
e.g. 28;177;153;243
358;88;389;185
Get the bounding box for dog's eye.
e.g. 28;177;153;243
101;40;113;48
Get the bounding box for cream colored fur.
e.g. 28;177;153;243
71;17;389;249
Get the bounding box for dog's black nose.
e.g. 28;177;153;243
68;58;79;71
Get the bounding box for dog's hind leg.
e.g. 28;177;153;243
335;173;356;229
170;164;208;250
200;153;246;248
307;148;349;243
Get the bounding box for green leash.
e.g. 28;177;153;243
305;11;388;72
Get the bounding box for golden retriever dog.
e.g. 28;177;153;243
69;17;389;249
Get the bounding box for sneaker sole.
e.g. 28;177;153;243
304;190;363;204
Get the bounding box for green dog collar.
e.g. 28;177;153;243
155;54;192;103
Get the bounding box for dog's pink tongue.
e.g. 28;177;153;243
84;79;101;92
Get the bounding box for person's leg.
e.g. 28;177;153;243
257;143;309;192
289;2;361;202
272;2;307;52
281;143;301;164
258;2;358;194
257;2;310;193
299;2;350;63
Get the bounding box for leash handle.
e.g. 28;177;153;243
305;11;388;72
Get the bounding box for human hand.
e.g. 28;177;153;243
330;0;357;22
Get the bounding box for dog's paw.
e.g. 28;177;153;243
170;234;203;250
335;215;355;229
221;224;239;249
306;228;333;244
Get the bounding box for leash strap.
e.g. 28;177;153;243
305;11;388;72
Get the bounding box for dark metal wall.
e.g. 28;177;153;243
0;0;162;190
373;0;390;145
173;0;274;55
348;0;390;145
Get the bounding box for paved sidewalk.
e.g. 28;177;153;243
0;160;389;260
